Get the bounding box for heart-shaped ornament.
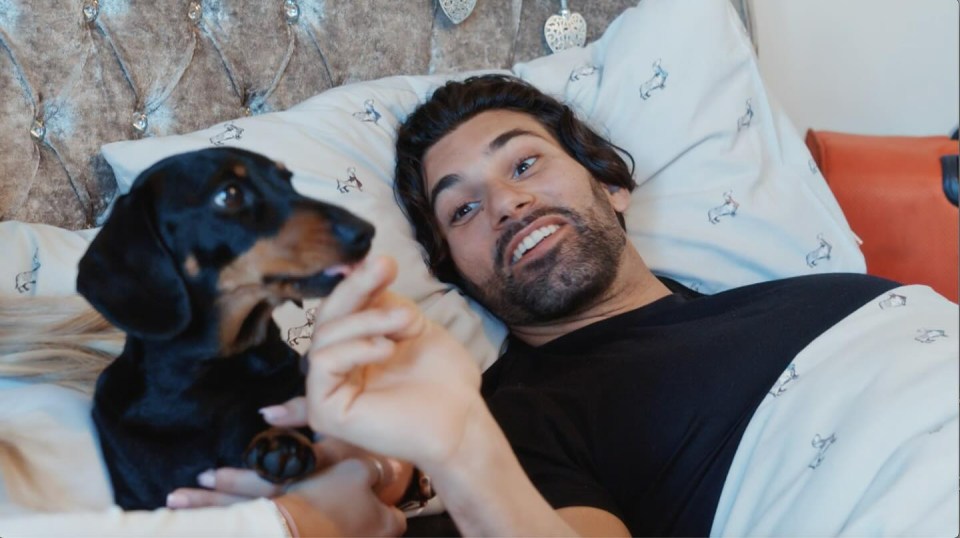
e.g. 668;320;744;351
544;9;586;53
439;0;476;25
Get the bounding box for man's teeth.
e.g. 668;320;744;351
512;224;560;263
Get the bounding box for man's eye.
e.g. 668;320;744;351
513;156;537;178
451;201;480;224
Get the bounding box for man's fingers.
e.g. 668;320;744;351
300;341;398;425
315;256;398;325
308;307;413;351
327;458;382;488
310;337;396;378
387;506;408;536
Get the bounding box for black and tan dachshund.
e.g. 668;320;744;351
77;147;374;510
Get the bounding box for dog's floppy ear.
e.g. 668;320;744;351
77;185;191;339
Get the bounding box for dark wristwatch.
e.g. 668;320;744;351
396;466;436;512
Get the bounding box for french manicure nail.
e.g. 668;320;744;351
197;469;216;488
166;492;188;508
259;405;287;422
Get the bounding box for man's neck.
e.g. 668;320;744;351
508;248;672;347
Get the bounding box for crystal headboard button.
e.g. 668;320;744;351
188;1;202;23
132;112;148;134
30;118;46;142
284;0;300;24
82;0;99;23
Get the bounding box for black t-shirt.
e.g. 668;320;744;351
480;273;899;536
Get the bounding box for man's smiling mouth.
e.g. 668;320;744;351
511;224;560;264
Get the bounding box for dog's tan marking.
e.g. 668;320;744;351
183;254;200;277
275;161;287;171
233;164;247;177
216;211;342;355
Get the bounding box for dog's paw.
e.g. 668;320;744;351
244;427;316;484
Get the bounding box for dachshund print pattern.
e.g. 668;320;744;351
805;234;832;268
914;328;947;344
768;364;798;397
639;59;668;100
569;64;599;82
708;191;739;223
210;123;244;146
336;167;364;193
808;433;836;469
286;307;317;347
878;293;907;309
353;99;382;124
14;249;40;293
736;99;754;131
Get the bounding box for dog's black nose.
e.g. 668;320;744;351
332;213;375;256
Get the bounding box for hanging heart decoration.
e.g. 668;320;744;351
439;0;476;25
544;2;586;54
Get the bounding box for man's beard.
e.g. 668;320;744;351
460;191;626;326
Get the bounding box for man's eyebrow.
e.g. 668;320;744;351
488;128;543;152
429;128;544;206
430;173;462;208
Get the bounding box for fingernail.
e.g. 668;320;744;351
389;308;409;321
166;492;188;509
259;405;287;422
197;469;216;488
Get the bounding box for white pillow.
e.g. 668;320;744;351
515;0;864;293
84;0;863;369
0;222;98;298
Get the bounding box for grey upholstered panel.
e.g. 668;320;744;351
0;0;753;229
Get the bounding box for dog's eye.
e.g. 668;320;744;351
213;183;245;211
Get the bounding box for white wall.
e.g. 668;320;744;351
753;0;959;137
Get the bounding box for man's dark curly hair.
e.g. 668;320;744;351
394;74;636;287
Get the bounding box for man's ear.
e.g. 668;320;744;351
604;183;631;213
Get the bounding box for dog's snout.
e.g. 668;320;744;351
332;213;374;257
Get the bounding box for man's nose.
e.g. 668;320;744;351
489;180;534;227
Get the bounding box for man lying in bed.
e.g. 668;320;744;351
237;74;956;536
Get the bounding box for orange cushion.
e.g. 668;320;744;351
806;130;959;302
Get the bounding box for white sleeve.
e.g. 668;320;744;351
0;382;290;537
0;498;287;538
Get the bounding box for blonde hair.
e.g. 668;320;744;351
0;295;124;395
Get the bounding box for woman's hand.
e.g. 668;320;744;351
166;439;409;536
166;437;412;508
262;255;484;470
275;459;407;537
168;458;406;537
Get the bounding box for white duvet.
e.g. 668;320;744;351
712;284;959;536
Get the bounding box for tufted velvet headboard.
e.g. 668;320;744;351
0;0;753;230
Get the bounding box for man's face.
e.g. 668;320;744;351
422;110;632;325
